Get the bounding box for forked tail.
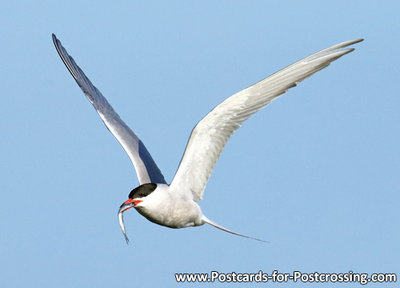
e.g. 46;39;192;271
202;216;268;243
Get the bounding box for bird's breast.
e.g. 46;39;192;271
135;186;203;228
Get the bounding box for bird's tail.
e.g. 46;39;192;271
201;215;268;243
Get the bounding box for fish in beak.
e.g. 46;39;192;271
118;199;142;244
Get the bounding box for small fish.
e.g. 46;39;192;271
118;210;130;244
118;200;136;244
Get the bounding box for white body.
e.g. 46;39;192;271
135;184;204;228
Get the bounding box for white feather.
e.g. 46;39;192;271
170;39;363;201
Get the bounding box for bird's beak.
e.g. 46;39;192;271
119;198;141;213
118;199;142;244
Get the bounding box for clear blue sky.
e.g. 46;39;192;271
1;1;398;287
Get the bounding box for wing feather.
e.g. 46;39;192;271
170;39;363;201
52;34;166;185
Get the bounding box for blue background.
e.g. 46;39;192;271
1;1;398;287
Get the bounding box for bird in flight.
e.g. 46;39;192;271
52;34;362;243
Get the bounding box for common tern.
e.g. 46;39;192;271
53;34;362;243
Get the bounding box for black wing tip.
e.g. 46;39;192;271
52;33;61;51
51;33;80;81
51;33;58;44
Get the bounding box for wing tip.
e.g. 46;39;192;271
51;33;58;46
304;39;361;64
52;33;81;81
346;38;364;45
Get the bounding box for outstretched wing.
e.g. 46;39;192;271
52;34;166;185
170;39;363;201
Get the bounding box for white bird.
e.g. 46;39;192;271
52;34;362;243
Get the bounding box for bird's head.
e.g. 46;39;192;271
118;183;158;243
119;183;158;212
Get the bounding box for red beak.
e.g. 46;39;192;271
119;199;143;213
